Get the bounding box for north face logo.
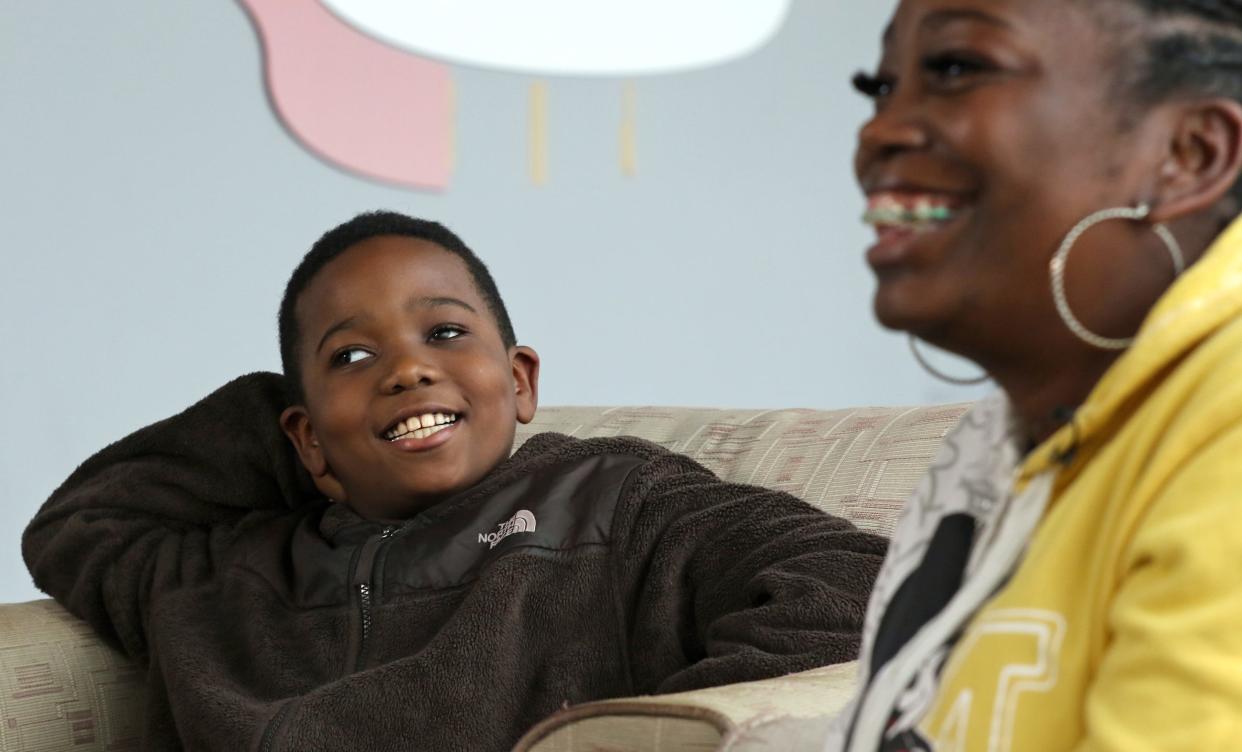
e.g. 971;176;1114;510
478;509;537;549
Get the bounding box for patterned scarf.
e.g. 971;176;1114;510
826;393;1058;751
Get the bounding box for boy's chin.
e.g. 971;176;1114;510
342;484;467;521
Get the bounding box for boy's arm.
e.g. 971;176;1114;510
616;451;886;694
21;372;313;661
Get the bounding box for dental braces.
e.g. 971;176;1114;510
862;204;954;224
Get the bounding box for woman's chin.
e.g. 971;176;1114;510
871;285;947;334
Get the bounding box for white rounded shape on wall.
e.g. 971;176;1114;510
316;0;793;76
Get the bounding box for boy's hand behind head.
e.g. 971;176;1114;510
279;234;539;520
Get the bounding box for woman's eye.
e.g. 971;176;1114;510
430;325;466;341
852;70;895;100
921;53;991;85
331;347;373;366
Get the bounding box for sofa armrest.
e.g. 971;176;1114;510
514;661;858;752
0;599;143;752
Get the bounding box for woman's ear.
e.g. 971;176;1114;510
1149;97;1242;224
510;345;540;425
279;405;347;501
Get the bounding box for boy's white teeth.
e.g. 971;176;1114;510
385;413;458;440
863;192;958;228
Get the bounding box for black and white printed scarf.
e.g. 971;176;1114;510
824;393;1059;752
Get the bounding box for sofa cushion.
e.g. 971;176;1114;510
0;600;143;751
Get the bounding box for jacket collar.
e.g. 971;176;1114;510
315;433;569;542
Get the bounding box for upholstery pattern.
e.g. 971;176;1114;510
516;404;968;537
0;600;142;751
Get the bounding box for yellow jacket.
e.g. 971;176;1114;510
834;217;1242;751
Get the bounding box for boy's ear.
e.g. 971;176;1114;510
1149;97;1242;224
510;345;540;425
279;405;348;501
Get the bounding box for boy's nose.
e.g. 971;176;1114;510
380;350;441;393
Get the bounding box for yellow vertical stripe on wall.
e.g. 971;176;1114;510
529;82;549;186
620;81;637;177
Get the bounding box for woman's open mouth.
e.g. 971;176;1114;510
862;190;971;267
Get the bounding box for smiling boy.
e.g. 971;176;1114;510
24;211;886;752
277;224;538;518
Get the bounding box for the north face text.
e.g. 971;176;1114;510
478;510;537;549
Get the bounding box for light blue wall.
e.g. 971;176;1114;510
0;0;987;603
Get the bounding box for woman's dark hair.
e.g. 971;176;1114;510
1110;0;1242;199
277;211;516;403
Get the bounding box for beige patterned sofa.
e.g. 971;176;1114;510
0;402;968;752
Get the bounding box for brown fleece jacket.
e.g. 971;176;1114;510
23;373;886;752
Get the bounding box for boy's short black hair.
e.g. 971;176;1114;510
278;211;517;402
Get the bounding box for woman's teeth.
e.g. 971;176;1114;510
863;194;957;229
385;413;458;441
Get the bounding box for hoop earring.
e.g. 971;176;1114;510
908;335;989;385
1049;204;1185;351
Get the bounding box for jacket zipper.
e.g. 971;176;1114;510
350;525;396;672
257;525;396;751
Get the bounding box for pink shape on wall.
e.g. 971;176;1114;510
238;0;453;190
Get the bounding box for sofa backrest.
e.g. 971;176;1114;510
517;404;968;538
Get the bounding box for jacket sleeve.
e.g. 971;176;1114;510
1077;419;1242;752
21;372;314;662
613;450;887;694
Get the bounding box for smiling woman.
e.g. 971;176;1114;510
827;0;1242;750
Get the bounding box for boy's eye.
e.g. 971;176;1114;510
852;70;895;101
429;324;466;341
331;347;373;367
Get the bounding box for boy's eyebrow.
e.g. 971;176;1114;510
316;316;360;354
411;296;478;314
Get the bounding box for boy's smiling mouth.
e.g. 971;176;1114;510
382;412;460;441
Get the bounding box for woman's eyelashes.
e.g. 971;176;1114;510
852;70;895;101
852;51;996;102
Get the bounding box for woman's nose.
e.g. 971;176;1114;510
855;96;930;173
380;348;441;393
